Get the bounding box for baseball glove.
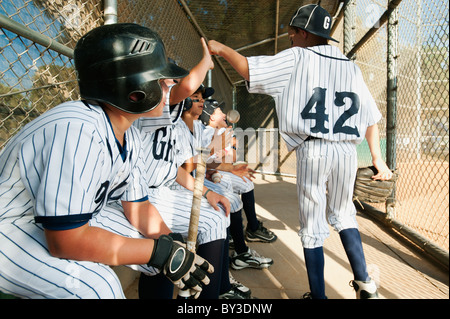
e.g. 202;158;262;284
353;166;398;204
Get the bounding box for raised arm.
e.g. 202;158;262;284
170;38;214;105
208;40;249;81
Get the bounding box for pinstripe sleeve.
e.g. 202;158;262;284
357;68;382;126
21;121;105;225
246;48;297;97
174;121;196;165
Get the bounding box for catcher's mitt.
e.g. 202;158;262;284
353;166;398;204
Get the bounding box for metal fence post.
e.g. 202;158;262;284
343;0;356;57
386;5;399;218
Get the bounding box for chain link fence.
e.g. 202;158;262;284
343;0;448;253
1;0;448;256
234;0;449;253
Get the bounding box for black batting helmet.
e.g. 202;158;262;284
74;23;189;114
183;84;214;112
200;99;224;126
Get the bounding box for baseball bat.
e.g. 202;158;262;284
178;147;210;298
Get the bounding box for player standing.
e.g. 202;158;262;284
208;4;393;299
0;23;212;299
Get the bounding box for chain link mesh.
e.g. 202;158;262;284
0;0;448;251
0;0;103;146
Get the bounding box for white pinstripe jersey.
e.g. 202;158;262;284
0;101;148;230
174;119;204;162
134;102;189;187
246;45;382;151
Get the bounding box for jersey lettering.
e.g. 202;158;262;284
301;87;360;137
152;127;175;162
152;127;168;160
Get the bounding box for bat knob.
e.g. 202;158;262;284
212;172;222;183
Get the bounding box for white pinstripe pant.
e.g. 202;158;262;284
296;139;359;249
216;171;254;195
147;186;230;245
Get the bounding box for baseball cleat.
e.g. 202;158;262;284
220;274;253;299
231;248;273;270
302;292;328;299
226;272;252;298
245;222;277;243
350;279;379;299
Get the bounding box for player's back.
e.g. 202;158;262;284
290;45;379;142
247;45;381;150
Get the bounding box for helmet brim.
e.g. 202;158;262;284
159;62;189;80
202;87;215;99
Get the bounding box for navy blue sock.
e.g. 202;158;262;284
241;190;260;232
303;247;326;299
230;210;248;254
220;230;232;295
339;228;370;281
138;272;174;299
196;239;225;299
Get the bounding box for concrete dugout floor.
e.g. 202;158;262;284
123;174;449;300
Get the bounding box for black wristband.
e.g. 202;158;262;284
168;232;184;243
147;234;173;269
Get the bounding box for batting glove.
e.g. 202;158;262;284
148;234;214;298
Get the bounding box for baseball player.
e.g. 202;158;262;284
0;23;213;299
174;86;266;298
199;99;277;270
208;4;393;299
133;41;249;297
135;89;233;299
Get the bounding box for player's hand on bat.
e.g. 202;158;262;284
148;234;214;298
205;190;230;217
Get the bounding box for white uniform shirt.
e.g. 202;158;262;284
174;119;205;162
246;45;381;151
0;101;148;230
134;101;187;188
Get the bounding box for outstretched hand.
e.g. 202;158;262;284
207;39;223;56
201;37;214;70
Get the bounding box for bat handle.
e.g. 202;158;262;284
186;241;196;252
177;147;210;300
185;148;209;248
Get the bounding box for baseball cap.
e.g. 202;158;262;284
200;85;215;99
289;3;338;43
200;99;224;125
